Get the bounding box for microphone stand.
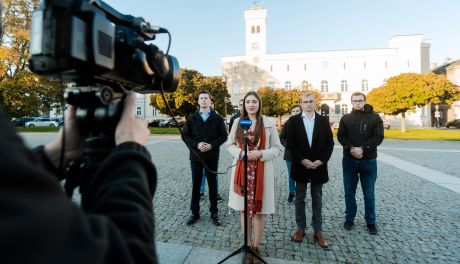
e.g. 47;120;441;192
218;127;266;264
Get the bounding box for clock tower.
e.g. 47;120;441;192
245;4;267;59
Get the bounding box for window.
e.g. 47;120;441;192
152;108;158;116
251;26;255;33
302;80;309;89
343;62;346;70
362;79;368;92
256;26;260;33
407;60;410;67
341;104;348;114
285;81;292;90
254;66;258;72
270;65;273;72
136;107;142;116
321;80;328;92
232;83;240;93
363;62;367;69
341;80;348;92
335;104;341;114
385;61;388;69
304;64;307;71
286;65;290;72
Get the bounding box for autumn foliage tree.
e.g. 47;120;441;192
150;68;231;117
0;0;63;118
367;73;459;132
258;87;321;126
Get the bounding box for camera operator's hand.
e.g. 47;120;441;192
44;105;84;169
115;92;150;146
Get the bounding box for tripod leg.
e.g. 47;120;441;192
217;246;244;264
246;247;267;264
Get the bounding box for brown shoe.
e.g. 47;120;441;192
244;252;253;264
252;247;262;264
314;231;329;249
291;228;305;242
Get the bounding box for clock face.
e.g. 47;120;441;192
252;42;260;49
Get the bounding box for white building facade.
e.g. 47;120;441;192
221;5;432;126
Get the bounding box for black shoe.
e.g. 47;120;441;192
344;220;354;230
367;224;378;235
287;193;295;204
186;214;200;226
217;194;223;203
199;193;204;201
211;214;221;226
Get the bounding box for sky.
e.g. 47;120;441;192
103;0;460;77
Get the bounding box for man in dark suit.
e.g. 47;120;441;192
182;91;228;226
286;92;334;249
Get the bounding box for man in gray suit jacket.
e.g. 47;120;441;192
287;92;334;249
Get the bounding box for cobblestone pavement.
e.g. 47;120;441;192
148;138;460;264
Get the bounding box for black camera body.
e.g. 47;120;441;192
29;0;179;93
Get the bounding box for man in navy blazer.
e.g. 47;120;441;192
286;92;334;249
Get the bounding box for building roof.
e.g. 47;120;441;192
432;60;460;74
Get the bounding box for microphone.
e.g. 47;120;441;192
239;117;252;131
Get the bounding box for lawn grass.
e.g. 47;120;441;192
149;127;181;134
383;128;460;141
17;126;60;132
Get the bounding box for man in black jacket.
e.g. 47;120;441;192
287;92;334;249
0;93;157;263
228;98;243;133
337;92;384;235
182;90;228;226
279;104;302;203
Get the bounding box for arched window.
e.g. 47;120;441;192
341;80;348;92
256;26;260;33
232;83;240;93
285;81;292;90
321;80;328;92
362;79;368;92
302;80;309;89
251;26;255;33
341;104;349;114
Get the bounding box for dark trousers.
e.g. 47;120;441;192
295;181;323;232
190;159;218;215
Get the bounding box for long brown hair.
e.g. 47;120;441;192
236;91;265;143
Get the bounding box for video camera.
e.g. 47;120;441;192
28;0;180;196
29;0;179;134
29;0;179;93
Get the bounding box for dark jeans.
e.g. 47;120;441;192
285;161;296;194
190;159;218;215
295;181;323;232
342;156;377;224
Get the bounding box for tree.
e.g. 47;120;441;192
0;0;63;117
367;73;459;132
150;68;231;117
258;87;321;127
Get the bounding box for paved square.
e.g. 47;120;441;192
148;138;460;263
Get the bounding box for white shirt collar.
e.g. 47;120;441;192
302;111;315;121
